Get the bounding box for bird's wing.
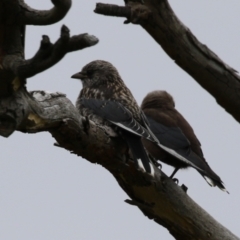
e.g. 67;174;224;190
80;99;205;172
80;98;153;139
145;115;213;172
80;98;154;174
143;113;228;192
146;115;190;150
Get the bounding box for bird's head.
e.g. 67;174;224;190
141;90;175;110
71;60;121;88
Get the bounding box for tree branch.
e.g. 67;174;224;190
0;0;98;99
8;89;237;240
94;1;240;123
20;0;72;25
95;3;131;19
2;25;99;79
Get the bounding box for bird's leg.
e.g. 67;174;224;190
169;168;179;179
169;168;179;184
169;168;179;178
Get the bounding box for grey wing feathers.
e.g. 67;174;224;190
143;114;206;172
80;99;153;139
80;98;154;174
80;99;204;173
145;116;190;150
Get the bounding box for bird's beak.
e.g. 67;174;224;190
71;72;86;80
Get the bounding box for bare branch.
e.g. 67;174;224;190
94;1;240;123
0;1;98;98
67;33;99;52
20;0;72;25
95;3;131;18
94;3;150;24
2;25;99;79
8;89;237;240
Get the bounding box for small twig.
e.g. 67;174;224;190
2;25;99;79
94;3;131;18
67;34;99;52
17;25;69;78
125;199;154;209
94;3;152;24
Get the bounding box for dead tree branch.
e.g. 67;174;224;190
20;0;72;25
2;25;98;79
12;90;238;240
0;1;98;86
95;1;240;123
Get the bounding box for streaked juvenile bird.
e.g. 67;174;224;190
141;90;228;192
71;60;157;174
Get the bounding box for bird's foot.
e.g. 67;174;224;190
172;178;179;184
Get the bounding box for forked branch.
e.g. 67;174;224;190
2;25;98;79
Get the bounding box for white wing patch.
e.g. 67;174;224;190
109;121;143;137
203;176;216;187
137;159;145;172
137;159;155;177
149;163;155;177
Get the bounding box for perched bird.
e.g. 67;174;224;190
71;60;157;174
141;90;228;192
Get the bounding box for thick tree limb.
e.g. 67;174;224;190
95;1;240;123
8;90;236;240
19;0;72;25
2;25;99;79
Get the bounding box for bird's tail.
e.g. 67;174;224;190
198;171;229;193
122;130;155;176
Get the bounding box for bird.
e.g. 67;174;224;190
71;60;157;175
141;90;228;192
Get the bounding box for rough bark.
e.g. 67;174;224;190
0;0;98;90
0;0;98;135
0;1;239;240
95;1;240;124
16;90;239;240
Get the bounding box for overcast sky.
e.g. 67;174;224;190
0;1;240;239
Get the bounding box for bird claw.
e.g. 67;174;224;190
172;178;179;184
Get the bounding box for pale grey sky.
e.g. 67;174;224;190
0;1;239;239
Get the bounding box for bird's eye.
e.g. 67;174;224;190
86;70;94;78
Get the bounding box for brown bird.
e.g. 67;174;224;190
141;90;228;192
